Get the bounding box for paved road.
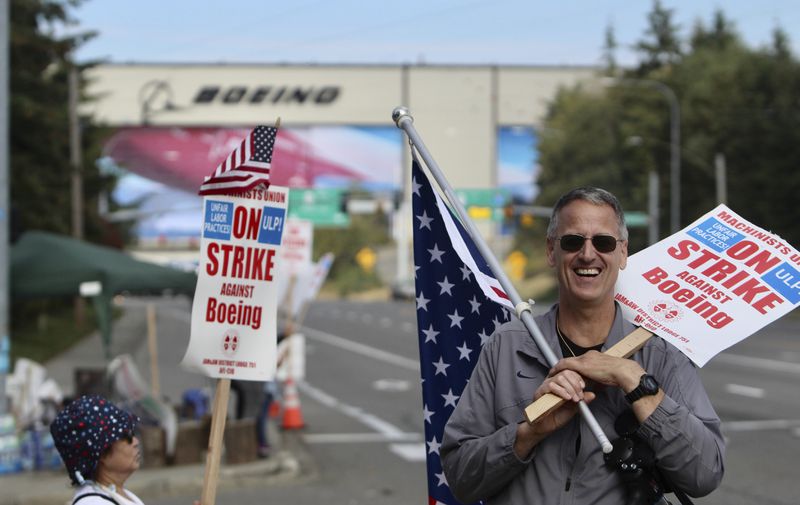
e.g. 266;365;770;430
138;298;799;505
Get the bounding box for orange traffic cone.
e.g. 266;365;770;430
281;378;305;430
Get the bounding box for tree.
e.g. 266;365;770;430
602;24;618;76
689;10;738;52
532;5;800;250
10;0;122;245
9;0;128;357
634;0;682;75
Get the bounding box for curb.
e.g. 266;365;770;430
0;448;303;505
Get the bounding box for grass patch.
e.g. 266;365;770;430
10;299;97;365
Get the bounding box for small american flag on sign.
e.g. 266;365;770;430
198;125;276;195
412;160;513;505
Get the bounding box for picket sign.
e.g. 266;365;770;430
526;204;800;424
181;187;288;505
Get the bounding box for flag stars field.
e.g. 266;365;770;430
423;404;434;424
412;176;422;196
469;296;482;314
433;357;450;376
422;325;439;344
447;309;464;328
428;244;445;263
417;210;434;230
427;436;442;455
412;161;514;505
437;277;455;295
456;342;472;361
416;292;430;311
441;389;460;408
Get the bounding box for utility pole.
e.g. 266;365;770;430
69;67;83;240
0;1;10;414
69;67;85;325
648;171;660;245
715;153;727;205
601;77;681;233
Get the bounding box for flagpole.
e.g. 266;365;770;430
392;106;613;454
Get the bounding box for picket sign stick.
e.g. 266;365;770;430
392;106;613;454
200;378;231;505
524;327;654;423
146;303;161;398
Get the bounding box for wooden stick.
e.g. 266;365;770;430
200;378;231;505
146;303;160;398
523;327;654;424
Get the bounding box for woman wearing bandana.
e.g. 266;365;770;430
50;395;144;505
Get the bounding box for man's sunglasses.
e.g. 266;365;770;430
557;234;623;253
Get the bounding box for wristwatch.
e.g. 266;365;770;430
625;374;660;404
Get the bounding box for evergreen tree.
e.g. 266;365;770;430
634;0;682;75
533;6;800;249
602;24;618;76
9;0;121;245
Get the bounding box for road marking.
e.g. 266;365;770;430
373;379;411;392
379;317;392;328
725;383;765;398
722;419;800;432
715;353;800;375
301;326;419;371
298;381;420;442
305;433;421;444
402;322;416;333
389;443;427;461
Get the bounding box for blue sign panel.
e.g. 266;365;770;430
258;206;286;245
687;217;745;252
203;200;233;240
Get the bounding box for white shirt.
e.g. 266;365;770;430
71;482;145;505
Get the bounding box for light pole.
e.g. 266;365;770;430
601;77;681;234
624;136;659;245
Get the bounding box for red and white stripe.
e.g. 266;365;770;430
432;181;513;310
199;131;271;196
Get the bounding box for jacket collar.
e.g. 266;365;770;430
517;302;629;366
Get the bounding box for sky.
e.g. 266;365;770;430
66;0;800;66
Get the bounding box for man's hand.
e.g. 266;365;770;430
513;370;596;458
549;351;644;392
549;351;664;423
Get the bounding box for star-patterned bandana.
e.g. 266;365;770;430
50;395;139;485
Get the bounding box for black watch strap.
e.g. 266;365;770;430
625;374;659;404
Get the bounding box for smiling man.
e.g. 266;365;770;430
441;187;725;505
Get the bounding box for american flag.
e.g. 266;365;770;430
412;160;514;505
198;126;276;195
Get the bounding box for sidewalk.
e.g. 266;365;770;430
0;445;301;505
1;297;306;505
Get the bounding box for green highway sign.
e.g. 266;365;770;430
288;188;350;227
455;188;512;222
625;211;650;228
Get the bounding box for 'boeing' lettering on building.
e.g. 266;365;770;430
194;85;340;105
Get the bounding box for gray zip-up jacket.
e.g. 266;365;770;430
441;304;725;505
